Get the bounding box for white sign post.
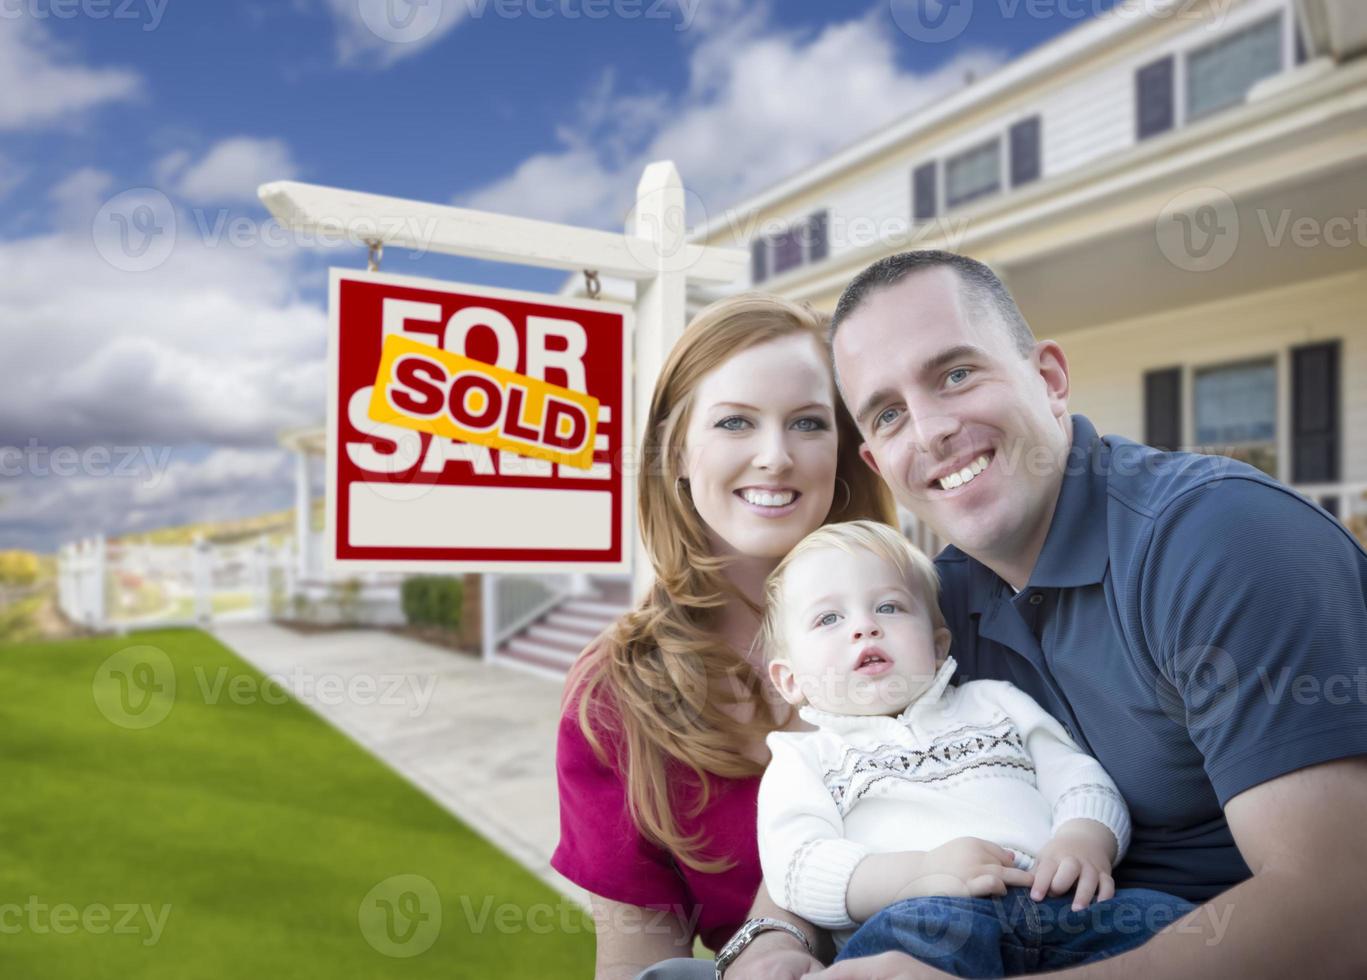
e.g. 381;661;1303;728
258;162;746;599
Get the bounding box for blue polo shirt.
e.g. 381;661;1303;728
936;414;1367;903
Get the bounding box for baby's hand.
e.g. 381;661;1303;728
896;837;1034;901
1031;819;1117;910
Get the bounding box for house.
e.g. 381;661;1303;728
665;0;1367;548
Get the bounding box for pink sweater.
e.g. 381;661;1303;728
551;687;762;953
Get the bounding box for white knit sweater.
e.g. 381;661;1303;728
757;656;1132;941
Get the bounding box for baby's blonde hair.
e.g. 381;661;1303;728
757;520;945;664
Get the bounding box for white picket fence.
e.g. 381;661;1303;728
56;533;408;633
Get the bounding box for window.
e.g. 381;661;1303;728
1194;358;1277;476
912;161;937;221
1186;15;1283;122
751;238;768;284
771;227;803;275
1009;117;1041;188
945;139;1000;208
1143;367;1182;452
753;210;829;282
807;210;829;263
1136;56;1175;140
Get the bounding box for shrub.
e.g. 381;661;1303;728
401;576;463;631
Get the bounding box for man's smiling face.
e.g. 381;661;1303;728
832;266;1072;582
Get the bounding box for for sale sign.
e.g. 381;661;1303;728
326;269;631;573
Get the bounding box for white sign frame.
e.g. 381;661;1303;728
324;267;634;576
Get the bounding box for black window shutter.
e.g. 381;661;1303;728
1136;56;1175;140
1144;367;1182;451
1292;340;1340;513
1009;117;1042;187
912;162;937;222
751;238;768;284
807;210;828;263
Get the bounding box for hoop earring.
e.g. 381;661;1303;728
832;476;852;515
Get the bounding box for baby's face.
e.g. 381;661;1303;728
770;546;949;716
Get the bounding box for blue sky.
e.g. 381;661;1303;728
0;0;1114;552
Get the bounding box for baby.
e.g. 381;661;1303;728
756;520;1193;975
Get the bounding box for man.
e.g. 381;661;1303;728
786;250;1367;978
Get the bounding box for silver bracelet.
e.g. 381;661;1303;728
714;917;816;978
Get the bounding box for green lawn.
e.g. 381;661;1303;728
0;629;593;979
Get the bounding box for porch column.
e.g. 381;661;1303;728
294;449;310;581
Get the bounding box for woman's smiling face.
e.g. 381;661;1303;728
681;333;839;561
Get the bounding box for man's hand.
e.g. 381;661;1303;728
1030;818;1116;909
725;929;823;980
807;951;950;979
895;837;1033;902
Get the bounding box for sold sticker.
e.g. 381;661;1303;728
368;334;600;471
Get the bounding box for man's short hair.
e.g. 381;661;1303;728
829;250;1036;358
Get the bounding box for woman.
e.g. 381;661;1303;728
552;294;895;978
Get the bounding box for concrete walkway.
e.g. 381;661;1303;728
213;622;588;908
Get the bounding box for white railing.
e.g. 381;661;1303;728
900;509;945;559
59;534;297;632
1291;481;1367;546
481;574;584;662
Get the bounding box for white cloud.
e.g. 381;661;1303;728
0;446;300;553
323;0;470;68
1;172;327;445
0;16;142;130
0;170;331;550
158;137;302;205
460;5;1005;229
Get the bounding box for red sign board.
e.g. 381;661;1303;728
326;270;631;573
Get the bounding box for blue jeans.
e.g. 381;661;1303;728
835;887;1195;977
